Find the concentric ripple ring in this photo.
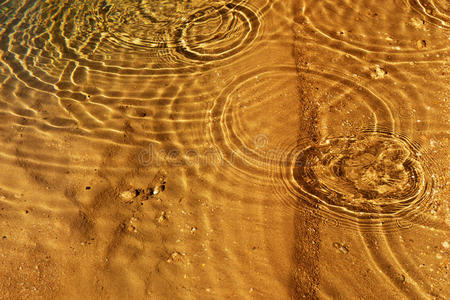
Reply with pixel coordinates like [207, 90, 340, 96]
[176, 3, 260, 61]
[96, 0, 261, 62]
[208, 66, 394, 181]
[276, 130, 435, 231]
[0, 0, 263, 82]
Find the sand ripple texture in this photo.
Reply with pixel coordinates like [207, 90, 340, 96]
[0, 0, 449, 299]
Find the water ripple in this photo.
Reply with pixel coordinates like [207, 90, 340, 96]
[408, 0, 450, 29]
[296, 0, 449, 61]
[0, 0, 264, 80]
[207, 65, 443, 231]
[281, 130, 436, 231]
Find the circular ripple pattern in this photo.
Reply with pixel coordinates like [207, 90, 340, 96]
[0, 0, 264, 152]
[208, 65, 395, 182]
[97, 0, 261, 61]
[207, 66, 301, 181]
[0, 0, 262, 80]
[278, 131, 435, 231]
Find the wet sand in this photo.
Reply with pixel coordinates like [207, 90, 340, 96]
[0, 0, 448, 299]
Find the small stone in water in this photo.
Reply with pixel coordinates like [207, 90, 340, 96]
[121, 191, 135, 200]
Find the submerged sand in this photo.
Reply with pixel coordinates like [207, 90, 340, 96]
[0, 0, 448, 299]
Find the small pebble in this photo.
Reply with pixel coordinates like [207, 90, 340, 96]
[157, 211, 167, 224]
[120, 191, 134, 200]
[333, 242, 349, 254]
[416, 40, 427, 49]
[410, 17, 425, 29]
[370, 65, 387, 79]
[167, 252, 182, 263]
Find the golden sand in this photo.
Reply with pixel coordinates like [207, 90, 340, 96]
[0, 0, 448, 299]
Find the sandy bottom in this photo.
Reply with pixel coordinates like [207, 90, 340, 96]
[0, 0, 448, 299]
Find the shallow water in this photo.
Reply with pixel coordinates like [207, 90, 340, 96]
[0, 0, 448, 299]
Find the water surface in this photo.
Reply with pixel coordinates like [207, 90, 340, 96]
[0, 0, 448, 299]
